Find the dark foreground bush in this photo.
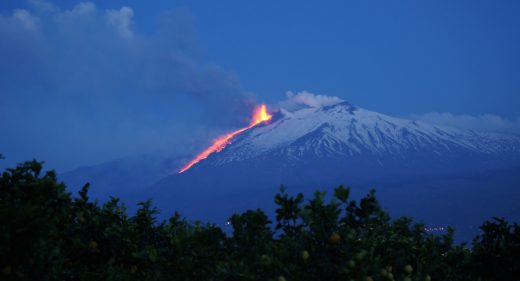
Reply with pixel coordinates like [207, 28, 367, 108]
[1, 160, 519, 281]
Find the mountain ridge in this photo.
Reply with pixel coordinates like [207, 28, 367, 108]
[191, 101, 520, 171]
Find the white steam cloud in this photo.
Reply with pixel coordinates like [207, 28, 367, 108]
[279, 90, 344, 110]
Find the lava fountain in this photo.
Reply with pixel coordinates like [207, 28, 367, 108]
[178, 104, 272, 173]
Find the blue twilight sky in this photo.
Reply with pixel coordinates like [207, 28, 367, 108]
[1, 0, 520, 171]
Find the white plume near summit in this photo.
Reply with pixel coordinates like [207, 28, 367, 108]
[277, 91, 344, 111]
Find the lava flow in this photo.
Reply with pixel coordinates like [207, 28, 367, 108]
[178, 104, 272, 173]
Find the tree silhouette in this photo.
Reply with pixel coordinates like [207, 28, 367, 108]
[0, 160, 519, 280]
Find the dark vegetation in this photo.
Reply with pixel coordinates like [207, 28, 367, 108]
[1, 159, 519, 281]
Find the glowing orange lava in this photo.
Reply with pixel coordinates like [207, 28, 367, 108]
[178, 104, 272, 173]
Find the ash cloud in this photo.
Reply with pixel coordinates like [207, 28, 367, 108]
[0, 1, 255, 171]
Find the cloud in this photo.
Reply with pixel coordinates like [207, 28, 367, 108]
[69, 2, 96, 15]
[0, 1, 255, 170]
[410, 112, 520, 135]
[278, 90, 343, 110]
[28, 0, 60, 13]
[105, 6, 133, 38]
[12, 9, 40, 30]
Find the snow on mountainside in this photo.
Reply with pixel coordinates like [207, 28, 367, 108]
[207, 101, 520, 166]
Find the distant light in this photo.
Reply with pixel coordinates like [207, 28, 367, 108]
[424, 226, 447, 232]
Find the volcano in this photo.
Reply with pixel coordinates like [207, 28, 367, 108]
[146, 101, 520, 236]
[64, 101, 520, 240]
[177, 101, 520, 177]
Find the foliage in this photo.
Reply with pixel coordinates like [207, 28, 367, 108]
[1, 160, 519, 280]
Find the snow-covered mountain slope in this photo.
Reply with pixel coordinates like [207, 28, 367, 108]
[203, 101, 520, 168]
